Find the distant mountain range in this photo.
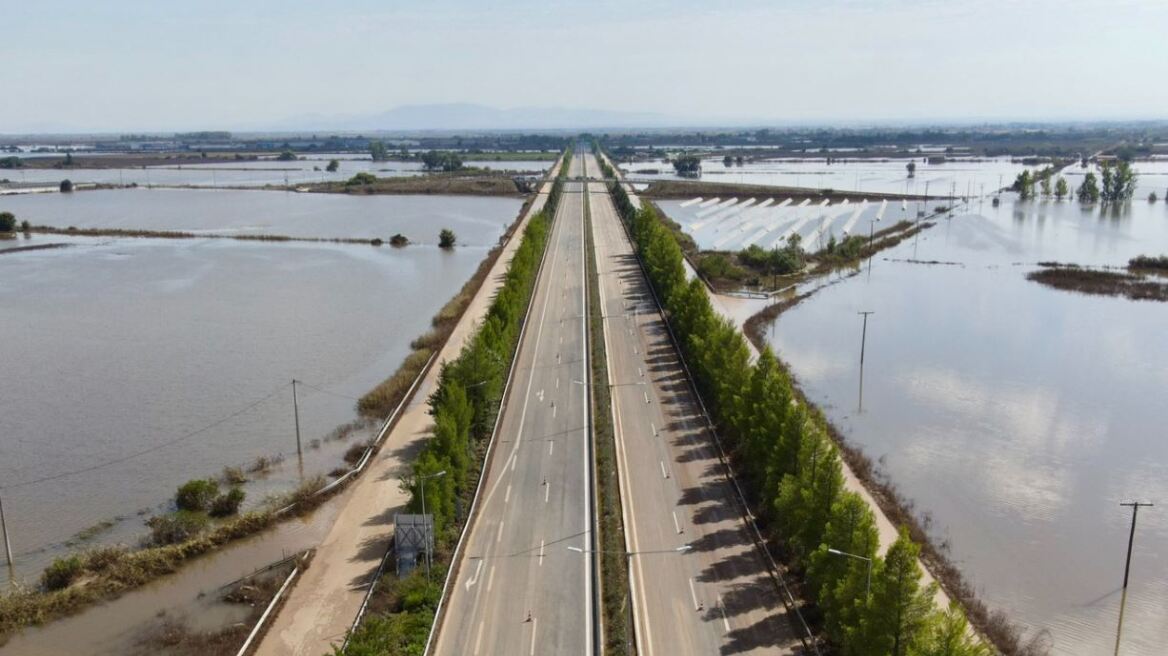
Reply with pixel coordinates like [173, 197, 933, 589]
[269, 103, 676, 132]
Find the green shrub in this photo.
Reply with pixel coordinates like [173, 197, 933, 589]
[209, 487, 245, 517]
[175, 478, 219, 512]
[346, 172, 377, 186]
[438, 228, 456, 249]
[41, 556, 84, 591]
[147, 510, 209, 546]
[0, 211, 15, 232]
[59, 179, 73, 192]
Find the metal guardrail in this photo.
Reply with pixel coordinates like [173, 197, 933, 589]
[235, 554, 307, 656]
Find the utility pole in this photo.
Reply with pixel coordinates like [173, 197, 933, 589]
[0, 492, 13, 571]
[857, 311, 874, 412]
[419, 470, 447, 581]
[1114, 501, 1153, 656]
[291, 379, 302, 459]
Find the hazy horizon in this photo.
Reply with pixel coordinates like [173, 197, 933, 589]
[4, 0, 1167, 133]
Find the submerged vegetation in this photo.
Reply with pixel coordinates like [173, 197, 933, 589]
[600, 151, 1008, 655]
[0, 475, 334, 644]
[1027, 262, 1168, 302]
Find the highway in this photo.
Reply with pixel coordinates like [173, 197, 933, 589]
[432, 151, 595, 656]
[586, 152, 803, 655]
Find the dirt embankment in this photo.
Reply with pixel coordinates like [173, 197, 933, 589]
[641, 178, 937, 202]
[8, 154, 266, 169]
[303, 173, 527, 197]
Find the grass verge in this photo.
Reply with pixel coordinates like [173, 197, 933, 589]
[586, 188, 633, 655]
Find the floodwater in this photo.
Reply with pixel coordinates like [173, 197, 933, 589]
[1, 504, 338, 655]
[0, 156, 549, 188]
[762, 197, 1168, 654]
[0, 228, 497, 587]
[621, 155, 1031, 196]
[0, 188, 520, 246]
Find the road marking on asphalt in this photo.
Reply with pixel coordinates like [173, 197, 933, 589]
[556, 377, 559, 389]
[511, 454, 517, 472]
[633, 346, 638, 354]
[552, 403, 557, 418]
[486, 564, 496, 592]
[496, 521, 505, 543]
[465, 559, 484, 590]
[529, 617, 538, 656]
[660, 460, 669, 479]
[548, 440, 554, 455]
[688, 577, 700, 611]
[643, 390, 651, 405]
[718, 595, 730, 631]
[544, 482, 550, 503]
[638, 366, 643, 378]
[651, 422, 657, 436]
[539, 539, 545, 566]
[474, 620, 485, 655]
[505, 484, 511, 504]
[537, 389, 544, 402]
[673, 510, 683, 534]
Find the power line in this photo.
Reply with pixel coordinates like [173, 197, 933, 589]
[0, 382, 291, 491]
[293, 379, 362, 403]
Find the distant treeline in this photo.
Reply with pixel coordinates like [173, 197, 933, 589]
[598, 124, 1167, 159]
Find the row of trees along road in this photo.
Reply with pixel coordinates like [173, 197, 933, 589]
[597, 150, 989, 656]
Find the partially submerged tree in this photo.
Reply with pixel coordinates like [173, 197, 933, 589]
[438, 228, 456, 249]
[369, 140, 389, 162]
[59, 179, 74, 193]
[906, 161, 916, 178]
[326, 159, 340, 172]
[1077, 172, 1100, 203]
[1100, 161, 1137, 202]
[1054, 177, 1069, 200]
[421, 150, 463, 172]
[0, 211, 15, 232]
[672, 154, 702, 177]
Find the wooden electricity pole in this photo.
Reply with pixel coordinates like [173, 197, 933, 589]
[0, 492, 14, 571]
[1114, 501, 1153, 656]
[857, 311, 874, 412]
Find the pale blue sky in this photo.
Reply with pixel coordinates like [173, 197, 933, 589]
[3, 0, 1166, 132]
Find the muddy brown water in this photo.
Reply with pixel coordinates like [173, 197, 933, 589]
[764, 197, 1168, 654]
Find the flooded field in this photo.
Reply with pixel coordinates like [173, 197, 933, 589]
[0, 156, 549, 188]
[622, 155, 1032, 195]
[0, 226, 498, 588]
[762, 197, 1168, 654]
[0, 188, 520, 245]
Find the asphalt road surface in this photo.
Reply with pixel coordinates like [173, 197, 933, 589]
[433, 151, 595, 656]
[587, 152, 803, 656]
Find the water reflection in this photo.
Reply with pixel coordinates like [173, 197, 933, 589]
[0, 233, 489, 586]
[765, 198, 1168, 654]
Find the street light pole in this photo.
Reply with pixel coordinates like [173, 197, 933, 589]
[419, 470, 447, 581]
[1114, 501, 1153, 656]
[827, 547, 872, 600]
[857, 311, 874, 412]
